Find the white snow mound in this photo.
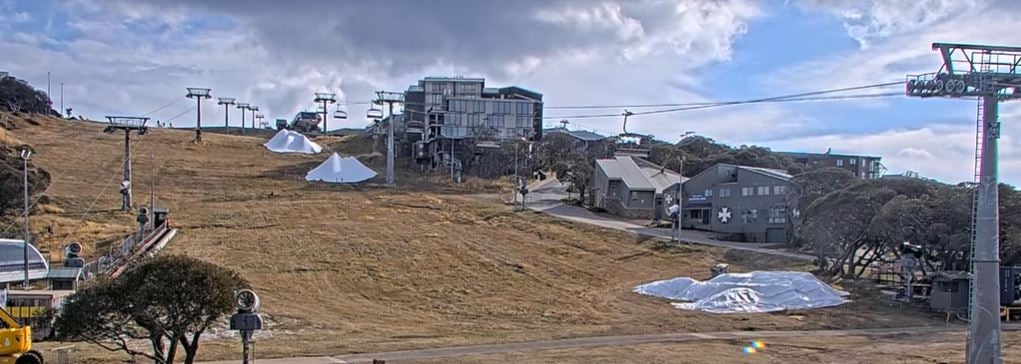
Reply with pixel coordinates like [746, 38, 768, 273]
[264, 129, 322, 154]
[634, 271, 849, 313]
[305, 152, 377, 183]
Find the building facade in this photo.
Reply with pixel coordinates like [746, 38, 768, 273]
[779, 151, 884, 179]
[402, 77, 543, 169]
[681, 164, 792, 243]
[593, 156, 684, 220]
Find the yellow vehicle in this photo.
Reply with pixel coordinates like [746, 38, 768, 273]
[0, 305, 42, 364]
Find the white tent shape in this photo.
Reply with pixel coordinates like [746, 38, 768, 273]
[264, 129, 322, 154]
[305, 152, 377, 183]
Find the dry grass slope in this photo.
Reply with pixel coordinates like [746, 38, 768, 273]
[5, 113, 941, 362]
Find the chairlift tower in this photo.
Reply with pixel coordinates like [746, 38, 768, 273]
[249, 106, 259, 131]
[103, 116, 149, 212]
[375, 91, 404, 187]
[236, 103, 251, 135]
[186, 88, 212, 142]
[907, 42, 1021, 364]
[314, 92, 336, 133]
[256, 114, 266, 129]
[218, 97, 236, 130]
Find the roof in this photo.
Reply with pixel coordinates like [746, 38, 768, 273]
[779, 151, 881, 160]
[47, 267, 83, 280]
[544, 127, 607, 142]
[738, 165, 793, 181]
[0, 239, 49, 284]
[596, 156, 655, 191]
[634, 159, 687, 194]
[423, 76, 485, 83]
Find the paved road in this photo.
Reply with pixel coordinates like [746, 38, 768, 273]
[199, 324, 1021, 363]
[525, 180, 815, 262]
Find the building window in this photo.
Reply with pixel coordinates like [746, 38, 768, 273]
[742, 209, 758, 223]
[773, 185, 787, 195]
[719, 188, 730, 197]
[704, 189, 713, 197]
[742, 187, 754, 196]
[769, 207, 786, 224]
[837, 159, 844, 166]
[850, 158, 857, 165]
[757, 186, 769, 195]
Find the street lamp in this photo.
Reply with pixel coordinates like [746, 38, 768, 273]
[218, 97, 236, 130]
[20, 146, 31, 288]
[186, 87, 212, 142]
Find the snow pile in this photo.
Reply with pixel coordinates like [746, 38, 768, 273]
[634, 271, 849, 313]
[264, 129, 322, 154]
[305, 152, 377, 183]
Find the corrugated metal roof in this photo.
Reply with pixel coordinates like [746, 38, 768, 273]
[596, 156, 655, 191]
[544, 128, 607, 142]
[47, 267, 83, 280]
[0, 239, 47, 272]
[639, 166, 686, 194]
[738, 166, 793, 181]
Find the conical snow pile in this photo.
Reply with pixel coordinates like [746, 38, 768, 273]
[264, 129, 323, 154]
[305, 152, 377, 183]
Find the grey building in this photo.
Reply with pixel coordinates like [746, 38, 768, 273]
[779, 150, 884, 179]
[402, 77, 543, 169]
[681, 164, 792, 243]
[543, 127, 607, 151]
[593, 156, 685, 220]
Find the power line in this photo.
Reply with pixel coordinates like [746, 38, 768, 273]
[141, 97, 185, 117]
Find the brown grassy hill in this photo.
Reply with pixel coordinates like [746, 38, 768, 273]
[2, 112, 938, 362]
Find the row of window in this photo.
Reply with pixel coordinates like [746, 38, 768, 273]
[703, 185, 787, 198]
[739, 207, 787, 224]
[446, 99, 536, 115]
[440, 125, 532, 139]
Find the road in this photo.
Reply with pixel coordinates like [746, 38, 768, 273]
[524, 179, 815, 262]
[199, 324, 1021, 363]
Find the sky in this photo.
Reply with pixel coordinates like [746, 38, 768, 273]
[2, 0, 1021, 184]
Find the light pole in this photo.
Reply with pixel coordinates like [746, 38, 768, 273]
[186, 87, 212, 142]
[20, 147, 31, 288]
[218, 98, 236, 131]
[675, 132, 695, 243]
[314, 92, 336, 134]
[237, 103, 250, 135]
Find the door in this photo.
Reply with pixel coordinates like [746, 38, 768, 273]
[766, 228, 786, 243]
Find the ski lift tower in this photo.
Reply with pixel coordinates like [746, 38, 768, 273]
[236, 103, 251, 135]
[103, 116, 149, 211]
[314, 92, 336, 133]
[375, 91, 404, 187]
[186, 88, 212, 142]
[217, 97, 236, 130]
[907, 42, 1021, 364]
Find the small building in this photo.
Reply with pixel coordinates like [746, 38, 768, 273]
[930, 271, 970, 312]
[593, 156, 685, 219]
[778, 150, 884, 179]
[681, 164, 792, 243]
[543, 127, 607, 151]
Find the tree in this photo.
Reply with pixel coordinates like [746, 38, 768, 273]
[552, 152, 594, 202]
[0, 76, 56, 115]
[56, 255, 248, 364]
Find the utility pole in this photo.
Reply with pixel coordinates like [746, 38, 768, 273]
[675, 155, 685, 243]
[906, 43, 1021, 364]
[376, 91, 404, 187]
[104, 117, 149, 212]
[186, 88, 212, 142]
[237, 103, 250, 135]
[20, 147, 31, 288]
[150, 152, 156, 226]
[218, 97, 236, 131]
[314, 92, 336, 134]
[60, 82, 63, 118]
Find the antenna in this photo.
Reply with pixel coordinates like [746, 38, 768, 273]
[236, 103, 250, 135]
[314, 92, 337, 134]
[103, 116, 149, 212]
[186, 87, 212, 142]
[218, 97, 236, 131]
[907, 42, 1021, 363]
